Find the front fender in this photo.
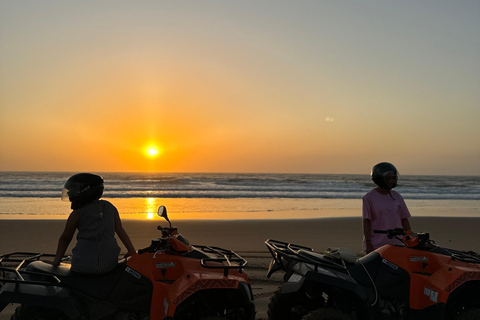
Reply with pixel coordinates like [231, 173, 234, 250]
[172, 277, 242, 306]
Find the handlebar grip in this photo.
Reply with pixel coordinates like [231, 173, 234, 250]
[138, 247, 151, 254]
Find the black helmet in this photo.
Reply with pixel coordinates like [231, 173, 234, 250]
[371, 162, 398, 189]
[62, 173, 104, 209]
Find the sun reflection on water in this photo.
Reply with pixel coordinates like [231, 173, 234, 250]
[146, 198, 157, 220]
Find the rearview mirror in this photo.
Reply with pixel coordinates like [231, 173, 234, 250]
[157, 205, 172, 229]
[157, 205, 168, 220]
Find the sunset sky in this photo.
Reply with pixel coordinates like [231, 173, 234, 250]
[1, 1, 479, 175]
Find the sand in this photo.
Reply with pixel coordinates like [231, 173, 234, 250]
[1, 216, 480, 319]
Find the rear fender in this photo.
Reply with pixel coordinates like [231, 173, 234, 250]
[305, 268, 368, 302]
[279, 276, 306, 294]
[279, 262, 317, 294]
[0, 283, 83, 319]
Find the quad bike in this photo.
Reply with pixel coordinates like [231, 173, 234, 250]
[0, 206, 255, 320]
[265, 228, 480, 320]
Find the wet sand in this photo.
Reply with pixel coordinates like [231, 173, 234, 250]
[1, 216, 480, 319]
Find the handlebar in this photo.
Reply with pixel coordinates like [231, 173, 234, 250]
[374, 228, 434, 250]
[138, 247, 151, 255]
[374, 228, 406, 238]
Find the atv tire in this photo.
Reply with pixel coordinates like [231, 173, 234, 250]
[454, 308, 480, 320]
[11, 305, 68, 320]
[302, 308, 354, 320]
[268, 287, 315, 320]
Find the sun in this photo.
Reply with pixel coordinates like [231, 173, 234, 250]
[145, 145, 161, 158]
[148, 147, 159, 156]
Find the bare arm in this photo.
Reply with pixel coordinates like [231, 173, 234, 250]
[114, 211, 136, 258]
[402, 218, 411, 231]
[363, 219, 374, 254]
[52, 211, 78, 266]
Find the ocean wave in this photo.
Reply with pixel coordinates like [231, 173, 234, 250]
[0, 172, 478, 200]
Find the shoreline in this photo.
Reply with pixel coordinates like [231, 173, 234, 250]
[1, 198, 479, 220]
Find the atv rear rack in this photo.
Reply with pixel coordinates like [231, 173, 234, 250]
[194, 246, 247, 276]
[265, 239, 347, 272]
[0, 252, 68, 288]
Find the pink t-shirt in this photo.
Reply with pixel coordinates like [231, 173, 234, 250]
[362, 189, 411, 251]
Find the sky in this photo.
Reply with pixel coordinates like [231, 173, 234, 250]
[0, 1, 479, 175]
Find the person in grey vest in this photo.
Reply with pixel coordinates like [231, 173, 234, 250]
[52, 173, 136, 274]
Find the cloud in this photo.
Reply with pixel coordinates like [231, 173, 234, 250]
[325, 117, 335, 122]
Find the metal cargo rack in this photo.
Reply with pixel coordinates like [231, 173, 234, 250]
[265, 239, 347, 272]
[194, 246, 247, 276]
[0, 252, 69, 288]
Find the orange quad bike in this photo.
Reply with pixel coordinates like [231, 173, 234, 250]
[0, 206, 255, 320]
[265, 228, 480, 320]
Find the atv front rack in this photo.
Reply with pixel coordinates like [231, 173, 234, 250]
[448, 248, 480, 264]
[0, 252, 68, 288]
[265, 239, 347, 272]
[194, 246, 247, 276]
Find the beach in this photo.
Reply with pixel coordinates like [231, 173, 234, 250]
[1, 215, 480, 319]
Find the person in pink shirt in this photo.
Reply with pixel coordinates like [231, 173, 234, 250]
[363, 162, 411, 254]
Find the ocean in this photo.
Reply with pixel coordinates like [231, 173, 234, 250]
[0, 172, 479, 219]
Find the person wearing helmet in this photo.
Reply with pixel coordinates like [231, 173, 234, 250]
[362, 162, 411, 254]
[52, 173, 136, 274]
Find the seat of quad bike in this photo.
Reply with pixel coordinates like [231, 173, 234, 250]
[298, 248, 358, 268]
[297, 250, 344, 270]
[26, 260, 126, 299]
[323, 248, 358, 264]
